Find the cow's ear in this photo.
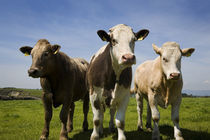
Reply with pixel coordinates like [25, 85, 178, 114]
[181, 48, 195, 57]
[19, 46, 33, 56]
[51, 44, 61, 55]
[97, 30, 110, 42]
[135, 29, 149, 41]
[152, 44, 161, 55]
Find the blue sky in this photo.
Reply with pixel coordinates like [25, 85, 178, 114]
[0, 0, 210, 90]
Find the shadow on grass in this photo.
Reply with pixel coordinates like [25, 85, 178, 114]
[71, 125, 210, 140]
[70, 128, 113, 140]
[159, 125, 210, 140]
[71, 127, 151, 140]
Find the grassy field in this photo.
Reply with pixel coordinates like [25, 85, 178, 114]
[0, 97, 210, 140]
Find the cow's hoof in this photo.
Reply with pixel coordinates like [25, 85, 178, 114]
[83, 121, 88, 131]
[67, 127, 73, 133]
[90, 134, 99, 140]
[118, 135, 126, 140]
[60, 135, 68, 140]
[152, 136, 160, 140]
[146, 123, 152, 130]
[137, 126, 144, 132]
[175, 136, 184, 140]
[40, 135, 47, 140]
[175, 131, 184, 140]
[152, 133, 160, 140]
[152, 129, 160, 140]
[146, 127, 152, 132]
[60, 132, 68, 140]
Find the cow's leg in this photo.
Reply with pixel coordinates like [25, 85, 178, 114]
[146, 102, 152, 132]
[115, 93, 130, 140]
[109, 107, 116, 133]
[171, 97, 184, 140]
[90, 87, 103, 140]
[67, 102, 75, 132]
[136, 93, 143, 131]
[99, 104, 104, 135]
[40, 93, 53, 140]
[148, 93, 160, 140]
[59, 102, 71, 140]
[83, 92, 89, 131]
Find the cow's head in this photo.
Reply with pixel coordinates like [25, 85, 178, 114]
[19, 39, 61, 78]
[97, 24, 149, 71]
[153, 42, 195, 81]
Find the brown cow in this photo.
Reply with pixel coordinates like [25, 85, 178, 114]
[19, 39, 89, 140]
[132, 42, 195, 140]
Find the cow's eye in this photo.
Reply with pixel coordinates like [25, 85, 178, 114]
[163, 57, 168, 62]
[112, 39, 118, 45]
[43, 52, 49, 57]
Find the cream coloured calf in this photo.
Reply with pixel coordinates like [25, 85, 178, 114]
[132, 42, 195, 140]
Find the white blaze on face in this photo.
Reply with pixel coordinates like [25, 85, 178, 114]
[109, 24, 136, 67]
[30, 43, 50, 69]
[161, 48, 181, 80]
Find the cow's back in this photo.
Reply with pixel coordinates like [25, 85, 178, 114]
[134, 57, 162, 95]
[41, 52, 89, 106]
[71, 58, 89, 101]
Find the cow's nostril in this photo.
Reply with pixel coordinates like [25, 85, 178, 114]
[122, 54, 136, 65]
[28, 68, 38, 75]
[33, 70, 38, 74]
[122, 54, 135, 61]
[170, 73, 180, 78]
[122, 55, 127, 60]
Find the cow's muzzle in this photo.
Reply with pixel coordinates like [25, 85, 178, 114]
[121, 54, 136, 65]
[28, 67, 41, 78]
[169, 73, 180, 80]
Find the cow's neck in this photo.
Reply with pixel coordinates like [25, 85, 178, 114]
[109, 53, 123, 81]
[46, 69, 59, 90]
[157, 57, 175, 107]
[46, 53, 69, 86]
[110, 51, 132, 88]
[163, 77, 171, 107]
[112, 63, 123, 81]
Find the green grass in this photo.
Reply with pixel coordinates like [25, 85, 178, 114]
[0, 97, 210, 140]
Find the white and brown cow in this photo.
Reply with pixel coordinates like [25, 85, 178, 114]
[19, 39, 89, 140]
[132, 42, 195, 140]
[87, 24, 149, 140]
